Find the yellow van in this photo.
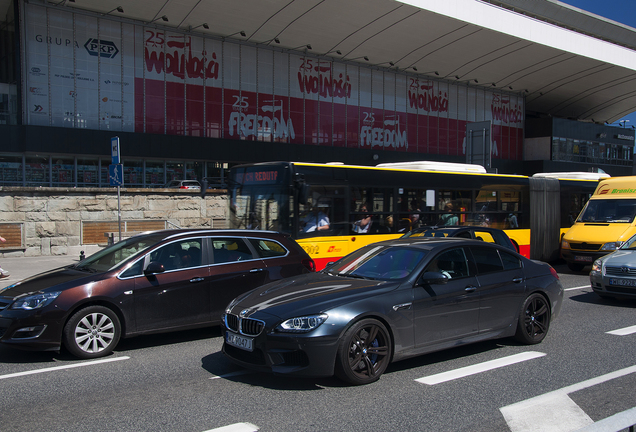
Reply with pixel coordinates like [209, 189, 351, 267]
[561, 176, 636, 271]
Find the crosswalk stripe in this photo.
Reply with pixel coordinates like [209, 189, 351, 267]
[415, 351, 545, 385]
[606, 325, 636, 336]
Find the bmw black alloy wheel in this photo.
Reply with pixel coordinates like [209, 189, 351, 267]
[515, 293, 550, 344]
[336, 319, 392, 385]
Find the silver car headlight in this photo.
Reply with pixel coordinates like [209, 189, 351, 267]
[10, 292, 61, 310]
[591, 259, 603, 273]
[600, 242, 622, 251]
[277, 314, 328, 333]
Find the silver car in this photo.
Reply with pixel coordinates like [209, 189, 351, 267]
[590, 233, 636, 300]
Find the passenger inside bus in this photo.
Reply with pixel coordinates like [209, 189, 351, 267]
[352, 204, 373, 233]
[301, 202, 330, 233]
[438, 202, 459, 226]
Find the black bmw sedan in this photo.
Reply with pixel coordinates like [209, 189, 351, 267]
[222, 237, 563, 385]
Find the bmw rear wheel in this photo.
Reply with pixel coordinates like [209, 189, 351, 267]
[335, 318, 392, 385]
[515, 293, 550, 344]
[63, 306, 121, 359]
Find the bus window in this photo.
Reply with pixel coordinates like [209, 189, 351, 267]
[298, 186, 347, 237]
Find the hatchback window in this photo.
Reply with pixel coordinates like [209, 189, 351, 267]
[248, 239, 288, 258]
[470, 246, 504, 274]
[149, 238, 203, 271]
[212, 238, 255, 263]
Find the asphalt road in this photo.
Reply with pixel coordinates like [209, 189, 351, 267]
[0, 261, 635, 432]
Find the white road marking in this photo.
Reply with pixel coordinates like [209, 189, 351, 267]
[209, 370, 253, 380]
[500, 365, 636, 432]
[606, 325, 636, 336]
[203, 423, 259, 432]
[503, 392, 593, 432]
[564, 285, 590, 292]
[415, 351, 546, 385]
[0, 356, 130, 380]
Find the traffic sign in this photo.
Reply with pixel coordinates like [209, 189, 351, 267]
[109, 164, 123, 187]
[111, 136, 120, 165]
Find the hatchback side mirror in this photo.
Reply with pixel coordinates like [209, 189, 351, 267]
[145, 261, 165, 275]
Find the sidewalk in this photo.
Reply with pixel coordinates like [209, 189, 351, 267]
[0, 255, 79, 290]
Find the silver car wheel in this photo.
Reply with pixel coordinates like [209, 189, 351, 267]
[63, 306, 121, 359]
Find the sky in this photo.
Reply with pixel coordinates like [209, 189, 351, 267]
[558, 0, 636, 128]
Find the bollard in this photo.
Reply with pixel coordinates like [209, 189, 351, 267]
[79, 250, 85, 260]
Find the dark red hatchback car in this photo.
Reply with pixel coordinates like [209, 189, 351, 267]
[0, 229, 315, 359]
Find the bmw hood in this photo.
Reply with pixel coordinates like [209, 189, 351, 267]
[228, 272, 399, 319]
[0, 266, 107, 297]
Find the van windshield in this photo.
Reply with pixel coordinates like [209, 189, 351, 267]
[577, 199, 636, 223]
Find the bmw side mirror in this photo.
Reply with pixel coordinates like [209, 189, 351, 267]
[145, 261, 165, 275]
[419, 271, 449, 286]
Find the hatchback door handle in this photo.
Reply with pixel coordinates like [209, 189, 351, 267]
[250, 268, 264, 273]
[512, 277, 524, 283]
[189, 277, 205, 283]
[465, 286, 477, 293]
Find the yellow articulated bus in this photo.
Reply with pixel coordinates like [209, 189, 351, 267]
[228, 161, 603, 270]
[561, 176, 636, 272]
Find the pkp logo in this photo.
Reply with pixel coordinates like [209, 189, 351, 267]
[84, 39, 119, 59]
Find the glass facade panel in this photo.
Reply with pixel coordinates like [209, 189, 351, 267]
[52, 157, 74, 186]
[77, 158, 99, 185]
[144, 160, 163, 187]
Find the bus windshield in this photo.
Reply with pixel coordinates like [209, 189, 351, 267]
[228, 164, 291, 233]
[577, 199, 636, 223]
[230, 185, 290, 233]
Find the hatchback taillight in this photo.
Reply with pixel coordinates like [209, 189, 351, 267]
[179, 185, 187, 189]
[302, 258, 316, 272]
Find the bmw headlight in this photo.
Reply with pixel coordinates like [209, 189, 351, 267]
[600, 241, 622, 251]
[277, 314, 328, 333]
[10, 292, 61, 310]
[591, 259, 603, 273]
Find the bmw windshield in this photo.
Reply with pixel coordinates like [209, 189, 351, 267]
[325, 245, 427, 281]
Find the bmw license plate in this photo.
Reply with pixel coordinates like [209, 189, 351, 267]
[226, 332, 253, 352]
[609, 278, 636, 287]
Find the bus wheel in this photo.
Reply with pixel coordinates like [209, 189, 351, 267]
[567, 262, 585, 272]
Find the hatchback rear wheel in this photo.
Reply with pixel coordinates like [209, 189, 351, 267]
[63, 306, 121, 359]
[335, 318, 392, 385]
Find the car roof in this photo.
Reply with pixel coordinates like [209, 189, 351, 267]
[369, 236, 518, 254]
[133, 229, 290, 242]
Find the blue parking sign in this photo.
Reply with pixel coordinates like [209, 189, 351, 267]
[109, 164, 124, 187]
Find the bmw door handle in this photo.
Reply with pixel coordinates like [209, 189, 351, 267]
[250, 268, 264, 273]
[465, 286, 477, 293]
[189, 277, 205, 283]
[512, 277, 524, 283]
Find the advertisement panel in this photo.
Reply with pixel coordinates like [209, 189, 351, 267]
[23, 3, 524, 160]
[24, 4, 133, 131]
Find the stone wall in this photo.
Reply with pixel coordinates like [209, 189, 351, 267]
[0, 187, 228, 258]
